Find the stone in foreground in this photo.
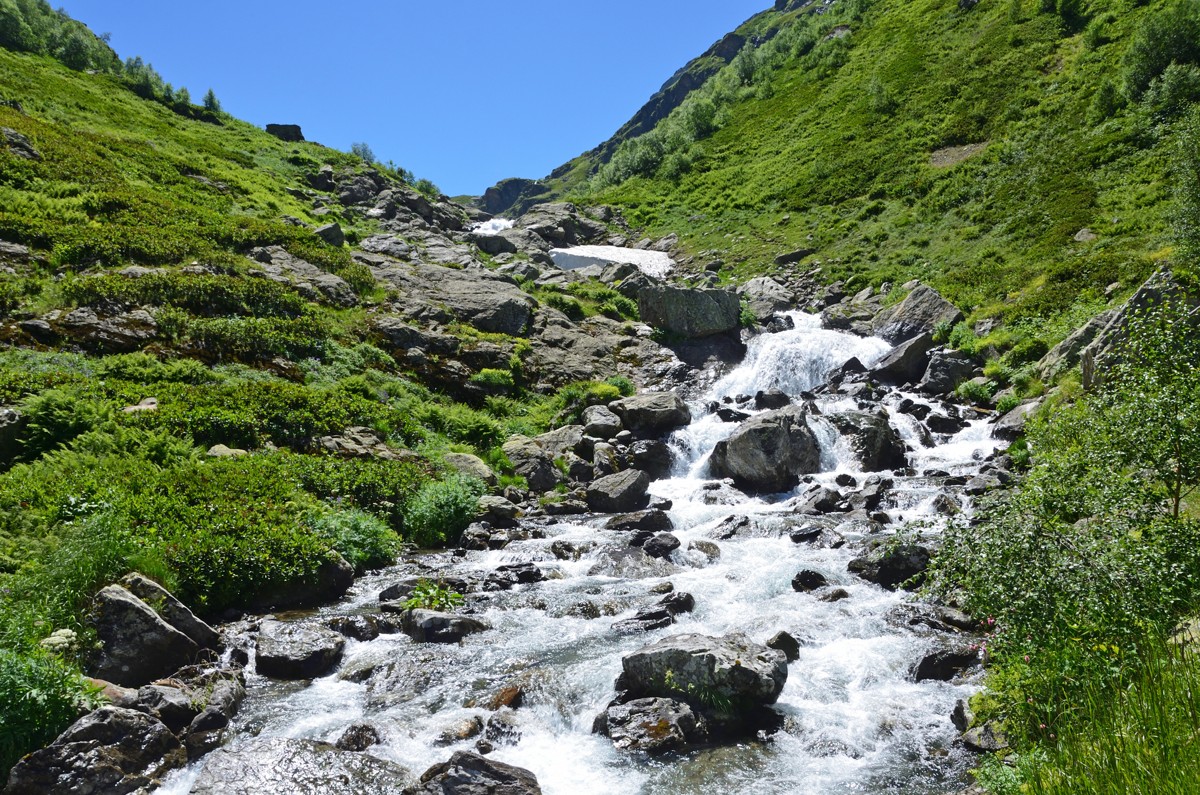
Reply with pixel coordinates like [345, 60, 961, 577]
[254, 621, 346, 680]
[190, 737, 409, 795]
[595, 697, 708, 754]
[621, 632, 788, 706]
[406, 751, 541, 795]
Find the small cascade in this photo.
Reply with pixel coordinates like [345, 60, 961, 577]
[160, 315, 1003, 795]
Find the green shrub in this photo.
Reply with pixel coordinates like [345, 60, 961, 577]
[412, 402, 504, 451]
[543, 292, 586, 321]
[280, 452, 428, 532]
[995, 393, 1022, 415]
[401, 474, 487, 548]
[469, 368, 516, 389]
[0, 649, 99, 778]
[308, 509, 399, 574]
[15, 389, 110, 463]
[954, 378, 995, 405]
[57, 272, 308, 318]
[1122, 0, 1200, 100]
[401, 578, 464, 611]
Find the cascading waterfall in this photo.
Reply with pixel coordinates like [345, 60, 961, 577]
[160, 315, 1000, 795]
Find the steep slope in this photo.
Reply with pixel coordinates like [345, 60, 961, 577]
[500, 0, 1198, 336]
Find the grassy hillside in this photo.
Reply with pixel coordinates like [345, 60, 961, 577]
[548, 0, 1198, 334]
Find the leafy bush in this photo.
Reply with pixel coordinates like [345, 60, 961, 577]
[308, 509, 399, 574]
[1122, 0, 1200, 100]
[469, 368, 516, 389]
[58, 272, 308, 318]
[0, 649, 99, 778]
[401, 474, 487, 548]
[953, 378, 995, 405]
[280, 453, 428, 533]
[15, 389, 110, 463]
[401, 578, 464, 611]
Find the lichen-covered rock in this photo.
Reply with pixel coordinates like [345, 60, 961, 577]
[118, 573, 219, 651]
[595, 697, 707, 754]
[637, 284, 740, 338]
[610, 392, 691, 437]
[587, 469, 651, 513]
[621, 633, 788, 706]
[848, 542, 931, 591]
[400, 609, 490, 644]
[872, 284, 963, 344]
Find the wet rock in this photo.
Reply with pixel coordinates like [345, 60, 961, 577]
[254, 621, 346, 680]
[435, 716, 484, 746]
[711, 515, 752, 540]
[688, 539, 721, 561]
[933, 493, 962, 516]
[739, 276, 795, 319]
[820, 588, 851, 603]
[587, 547, 678, 579]
[191, 737, 410, 795]
[707, 405, 820, 493]
[659, 592, 696, 616]
[476, 495, 520, 527]
[637, 283, 740, 338]
[716, 406, 751, 423]
[913, 647, 979, 682]
[484, 562, 544, 591]
[848, 542, 931, 591]
[767, 631, 801, 662]
[872, 284, 963, 344]
[336, 723, 381, 752]
[827, 411, 907, 472]
[792, 570, 828, 592]
[379, 577, 471, 603]
[483, 710, 521, 746]
[795, 486, 844, 514]
[788, 524, 846, 548]
[610, 392, 691, 437]
[630, 439, 673, 479]
[407, 751, 541, 794]
[89, 585, 200, 687]
[753, 388, 791, 410]
[400, 609, 490, 644]
[587, 469, 651, 513]
[606, 509, 674, 533]
[869, 332, 935, 385]
[612, 607, 674, 633]
[134, 684, 200, 734]
[488, 685, 525, 711]
[325, 615, 383, 642]
[596, 697, 707, 754]
[926, 412, 967, 435]
[964, 474, 1004, 495]
[643, 532, 681, 559]
[3, 706, 185, 795]
[621, 633, 787, 706]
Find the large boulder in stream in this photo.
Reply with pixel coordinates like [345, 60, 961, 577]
[872, 284, 963, 344]
[4, 707, 185, 795]
[869, 332, 935, 385]
[587, 469, 651, 513]
[118, 573, 220, 651]
[826, 411, 907, 472]
[407, 751, 541, 795]
[254, 621, 346, 680]
[610, 392, 691, 437]
[400, 609, 490, 644]
[595, 697, 708, 754]
[190, 737, 411, 795]
[636, 284, 741, 338]
[620, 633, 788, 706]
[848, 541, 932, 591]
[502, 435, 560, 493]
[706, 405, 820, 493]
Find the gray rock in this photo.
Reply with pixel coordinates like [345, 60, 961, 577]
[407, 751, 541, 794]
[707, 405, 820, 493]
[443, 452, 497, 487]
[249, 245, 358, 307]
[265, 123, 304, 142]
[767, 631, 801, 662]
[582, 405, 623, 439]
[872, 284, 963, 344]
[605, 509, 674, 533]
[630, 439, 673, 479]
[792, 570, 828, 592]
[118, 573, 219, 651]
[869, 332, 935, 385]
[637, 284, 740, 338]
[373, 262, 536, 335]
[502, 435, 560, 493]
[643, 532, 681, 559]
[621, 633, 787, 706]
[738, 277, 795, 319]
[754, 389, 790, 410]
[255, 621, 346, 680]
[89, 586, 200, 687]
[826, 411, 907, 472]
[314, 222, 345, 247]
[587, 469, 651, 513]
[918, 348, 979, 395]
[4, 706, 185, 795]
[848, 543, 931, 591]
[993, 399, 1042, 441]
[2, 126, 40, 160]
[596, 697, 707, 754]
[483, 562, 545, 591]
[400, 609, 490, 644]
[533, 424, 585, 458]
[1036, 308, 1117, 382]
[58, 307, 159, 353]
[610, 392, 691, 437]
[913, 647, 979, 682]
[190, 737, 410, 795]
[336, 723, 381, 752]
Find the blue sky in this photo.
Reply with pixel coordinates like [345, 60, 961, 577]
[56, 1, 769, 196]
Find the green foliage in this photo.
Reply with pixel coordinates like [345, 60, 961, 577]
[469, 368, 516, 389]
[929, 297, 1200, 747]
[15, 389, 110, 463]
[739, 300, 759, 328]
[954, 378, 995, 405]
[1122, 0, 1200, 100]
[201, 87, 221, 113]
[308, 509, 399, 574]
[350, 142, 375, 164]
[58, 271, 309, 318]
[401, 473, 487, 549]
[1175, 107, 1200, 268]
[401, 578, 465, 611]
[0, 648, 99, 777]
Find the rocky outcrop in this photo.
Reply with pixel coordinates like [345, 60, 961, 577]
[4, 707, 185, 795]
[89, 585, 200, 687]
[443, 452, 497, 486]
[738, 276, 795, 319]
[371, 262, 536, 336]
[872, 284, 963, 344]
[637, 284, 740, 338]
[407, 751, 541, 794]
[707, 405, 820, 493]
[620, 633, 787, 706]
[400, 609, 490, 644]
[848, 542, 931, 591]
[265, 123, 304, 142]
[250, 245, 357, 307]
[869, 332, 935, 385]
[918, 348, 979, 395]
[480, 177, 551, 216]
[502, 435, 561, 493]
[254, 621, 346, 680]
[190, 738, 411, 795]
[117, 573, 219, 651]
